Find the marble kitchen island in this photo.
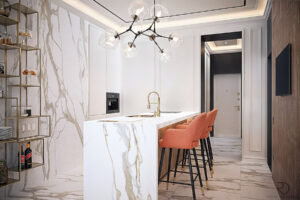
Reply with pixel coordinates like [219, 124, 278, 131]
[84, 112, 198, 200]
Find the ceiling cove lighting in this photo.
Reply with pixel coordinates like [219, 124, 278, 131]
[62, 0, 122, 31]
[99, 0, 183, 62]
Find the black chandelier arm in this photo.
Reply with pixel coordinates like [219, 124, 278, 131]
[140, 19, 156, 35]
[116, 16, 137, 37]
[141, 32, 151, 37]
[128, 17, 137, 30]
[130, 29, 138, 36]
[152, 39, 163, 53]
[131, 34, 139, 46]
[155, 34, 170, 39]
[117, 29, 130, 37]
[147, 28, 169, 40]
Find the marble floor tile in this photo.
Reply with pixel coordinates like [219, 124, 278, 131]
[158, 137, 280, 200]
[7, 170, 83, 200]
[6, 137, 280, 200]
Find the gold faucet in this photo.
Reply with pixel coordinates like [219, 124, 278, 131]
[147, 91, 160, 117]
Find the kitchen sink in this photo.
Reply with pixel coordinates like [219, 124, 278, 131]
[127, 114, 155, 118]
[160, 111, 181, 113]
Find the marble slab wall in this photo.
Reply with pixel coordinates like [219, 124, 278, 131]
[0, 0, 99, 198]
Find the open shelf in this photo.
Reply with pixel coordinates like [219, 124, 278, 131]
[0, 74, 20, 78]
[0, 1, 49, 189]
[0, 178, 19, 188]
[9, 162, 43, 172]
[0, 138, 17, 144]
[5, 115, 47, 120]
[8, 84, 40, 88]
[10, 3, 38, 15]
[18, 135, 49, 143]
[16, 44, 40, 51]
[0, 44, 20, 50]
[0, 135, 49, 144]
[0, 97, 18, 100]
[0, 15, 18, 26]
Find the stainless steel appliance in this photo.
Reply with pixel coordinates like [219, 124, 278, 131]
[106, 93, 119, 114]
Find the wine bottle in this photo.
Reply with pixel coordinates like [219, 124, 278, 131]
[25, 142, 32, 169]
[21, 145, 25, 169]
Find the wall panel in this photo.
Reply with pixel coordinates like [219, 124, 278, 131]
[272, 0, 300, 199]
[250, 28, 263, 152]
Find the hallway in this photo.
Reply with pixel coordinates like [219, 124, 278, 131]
[158, 138, 280, 199]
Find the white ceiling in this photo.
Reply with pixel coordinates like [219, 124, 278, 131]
[206, 39, 242, 54]
[215, 39, 238, 46]
[87, 0, 257, 24]
[64, 0, 268, 30]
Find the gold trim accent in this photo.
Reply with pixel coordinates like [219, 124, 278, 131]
[0, 0, 50, 188]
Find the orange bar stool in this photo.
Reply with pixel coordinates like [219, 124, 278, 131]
[206, 109, 218, 167]
[158, 113, 207, 199]
[175, 113, 212, 186]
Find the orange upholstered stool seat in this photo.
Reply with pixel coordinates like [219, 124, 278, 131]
[158, 113, 207, 199]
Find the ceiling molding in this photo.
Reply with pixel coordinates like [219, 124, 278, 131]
[206, 39, 242, 54]
[145, 0, 268, 29]
[93, 0, 247, 24]
[61, 0, 123, 31]
[61, 0, 269, 31]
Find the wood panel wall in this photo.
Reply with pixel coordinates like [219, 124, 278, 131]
[272, 0, 300, 199]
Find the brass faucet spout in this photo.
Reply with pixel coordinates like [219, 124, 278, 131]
[147, 91, 161, 117]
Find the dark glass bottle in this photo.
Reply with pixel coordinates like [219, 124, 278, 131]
[21, 145, 25, 170]
[25, 142, 32, 169]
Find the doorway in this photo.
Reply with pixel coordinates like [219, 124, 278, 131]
[201, 32, 242, 138]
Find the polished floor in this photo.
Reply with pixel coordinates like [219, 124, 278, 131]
[5, 138, 279, 200]
[158, 137, 280, 200]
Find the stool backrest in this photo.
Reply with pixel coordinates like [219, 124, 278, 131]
[209, 109, 218, 127]
[188, 113, 208, 140]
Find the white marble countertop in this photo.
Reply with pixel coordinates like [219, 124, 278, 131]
[84, 111, 199, 200]
[89, 111, 199, 129]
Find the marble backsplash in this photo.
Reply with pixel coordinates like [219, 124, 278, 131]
[0, 0, 94, 198]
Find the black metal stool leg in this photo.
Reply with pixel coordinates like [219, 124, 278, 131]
[204, 139, 213, 178]
[200, 139, 209, 187]
[173, 149, 180, 180]
[206, 137, 214, 165]
[181, 149, 186, 169]
[206, 137, 214, 176]
[187, 149, 196, 200]
[193, 148, 204, 195]
[166, 148, 172, 190]
[158, 147, 165, 184]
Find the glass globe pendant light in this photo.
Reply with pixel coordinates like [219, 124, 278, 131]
[99, 30, 120, 49]
[150, 4, 169, 21]
[124, 42, 137, 58]
[97, 0, 182, 62]
[159, 49, 170, 63]
[169, 33, 183, 47]
[128, 0, 148, 21]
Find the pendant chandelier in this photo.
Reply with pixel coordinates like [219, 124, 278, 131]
[99, 0, 183, 62]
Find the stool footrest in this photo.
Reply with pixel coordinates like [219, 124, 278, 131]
[159, 176, 199, 186]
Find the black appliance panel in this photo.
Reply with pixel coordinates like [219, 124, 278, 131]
[106, 93, 120, 114]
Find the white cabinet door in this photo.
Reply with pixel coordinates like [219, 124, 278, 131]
[88, 25, 106, 117]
